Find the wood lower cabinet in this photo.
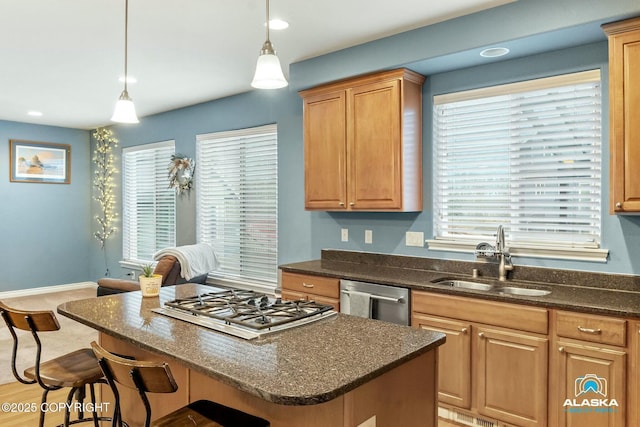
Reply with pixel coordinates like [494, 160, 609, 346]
[412, 291, 549, 427]
[300, 68, 424, 212]
[280, 271, 340, 310]
[603, 17, 640, 213]
[476, 325, 548, 427]
[630, 321, 640, 426]
[550, 310, 628, 427]
[551, 341, 626, 427]
[412, 314, 471, 409]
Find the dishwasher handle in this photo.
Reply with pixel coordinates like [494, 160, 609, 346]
[340, 289, 404, 304]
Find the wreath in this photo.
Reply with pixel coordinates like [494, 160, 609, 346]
[168, 154, 195, 195]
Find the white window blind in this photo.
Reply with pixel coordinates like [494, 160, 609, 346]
[432, 70, 603, 255]
[196, 124, 278, 290]
[122, 141, 176, 263]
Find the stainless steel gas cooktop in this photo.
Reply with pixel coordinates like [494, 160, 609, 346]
[152, 289, 336, 339]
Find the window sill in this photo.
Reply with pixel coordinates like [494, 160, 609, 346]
[426, 239, 609, 263]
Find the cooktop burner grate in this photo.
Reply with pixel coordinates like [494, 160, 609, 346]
[163, 289, 334, 331]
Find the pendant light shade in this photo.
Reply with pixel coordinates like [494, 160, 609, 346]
[251, 0, 288, 89]
[111, 0, 139, 123]
[111, 90, 138, 123]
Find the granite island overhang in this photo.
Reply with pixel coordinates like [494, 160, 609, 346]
[57, 284, 445, 427]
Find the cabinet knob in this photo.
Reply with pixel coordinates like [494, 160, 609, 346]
[349, 202, 355, 206]
[339, 202, 345, 207]
[559, 347, 565, 353]
[461, 328, 468, 334]
[616, 202, 622, 209]
[478, 332, 485, 338]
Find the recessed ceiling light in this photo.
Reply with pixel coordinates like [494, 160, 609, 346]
[480, 47, 510, 58]
[118, 75, 137, 84]
[268, 19, 289, 30]
[27, 111, 43, 116]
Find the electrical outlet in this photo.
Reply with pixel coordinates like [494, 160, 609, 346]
[365, 229, 373, 244]
[341, 228, 349, 242]
[406, 231, 424, 247]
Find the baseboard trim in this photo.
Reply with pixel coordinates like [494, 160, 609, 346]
[0, 281, 98, 299]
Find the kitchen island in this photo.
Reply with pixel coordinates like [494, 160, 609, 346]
[58, 284, 445, 427]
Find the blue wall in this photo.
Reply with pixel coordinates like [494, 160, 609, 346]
[93, 40, 640, 283]
[0, 121, 91, 291]
[4, 0, 640, 291]
[87, 0, 640, 283]
[309, 42, 640, 275]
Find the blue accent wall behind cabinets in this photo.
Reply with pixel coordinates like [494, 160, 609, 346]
[90, 89, 311, 281]
[0, 120, 91, 291]
[4, 0, 640, 291]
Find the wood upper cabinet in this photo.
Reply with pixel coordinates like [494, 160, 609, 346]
[603, 17, 640, 213]
[300, 69, 425, 211]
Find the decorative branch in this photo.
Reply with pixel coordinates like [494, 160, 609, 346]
[92, 128, 118, 248]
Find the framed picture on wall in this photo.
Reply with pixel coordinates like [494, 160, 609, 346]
[9, 140, 71, 184]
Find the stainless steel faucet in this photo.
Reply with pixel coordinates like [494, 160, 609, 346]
[474, 225, 514, 281]
[496, 225, 513, 281]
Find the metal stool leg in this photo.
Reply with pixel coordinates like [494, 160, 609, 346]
[88, 383, 99, 427]
[39, 388, 50, 427]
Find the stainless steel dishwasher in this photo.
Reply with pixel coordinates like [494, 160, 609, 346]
[339, 279, 410, 325]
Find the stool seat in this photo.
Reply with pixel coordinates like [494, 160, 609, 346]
[24, 348, 103, 388]
[152, 400, 270, 427]
[1, 301, 110, 427]
[91, 341, 270, 427]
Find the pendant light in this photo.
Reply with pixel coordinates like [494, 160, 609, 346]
[251, 0, 288, 89]
[111, 0, 139, 123]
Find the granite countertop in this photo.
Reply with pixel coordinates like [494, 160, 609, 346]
[57, 284, 444, 406]
[280, 251, 640, 319]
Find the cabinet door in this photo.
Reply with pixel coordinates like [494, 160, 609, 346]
[412, 313, 471, 409]
[476, 326, 548, 427]
[303, 90, 348, 210]
[630, 321, 640, 427]
[309, 295, 339, 311]
[347, 79, 402, 210]
[604, 19, 640, 212]
[282, 289, 307, 302]
[552, 341, 626, 427]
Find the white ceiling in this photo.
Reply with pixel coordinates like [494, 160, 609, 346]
[0, 0, 514, 130]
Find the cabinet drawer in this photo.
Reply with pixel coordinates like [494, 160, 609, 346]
[281, 272, 340, 299]
[555, 310, 626, 347]
[412, 290, 548, 334]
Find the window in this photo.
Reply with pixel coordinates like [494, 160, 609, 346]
[430, 70, 607, 261]
[196, 125, 278, 291]
[122, 141, 176, 263]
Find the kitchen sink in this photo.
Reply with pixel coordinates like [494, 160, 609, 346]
[433, 279, 551, 297]
[493, 287, 551, 297]
[436, 280, 494, 291]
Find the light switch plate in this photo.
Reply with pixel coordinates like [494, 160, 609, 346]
[341, 228, 349, 242]
[406, 231, 424, 247]
[365, 229, 373, 244]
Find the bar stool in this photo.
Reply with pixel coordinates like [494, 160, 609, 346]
[90, 341, 270, 427]
[0, 301, 110, 427]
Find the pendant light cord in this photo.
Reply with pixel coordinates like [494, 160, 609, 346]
[265, 0, 270, 42]
[123, 0, 129, 93]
